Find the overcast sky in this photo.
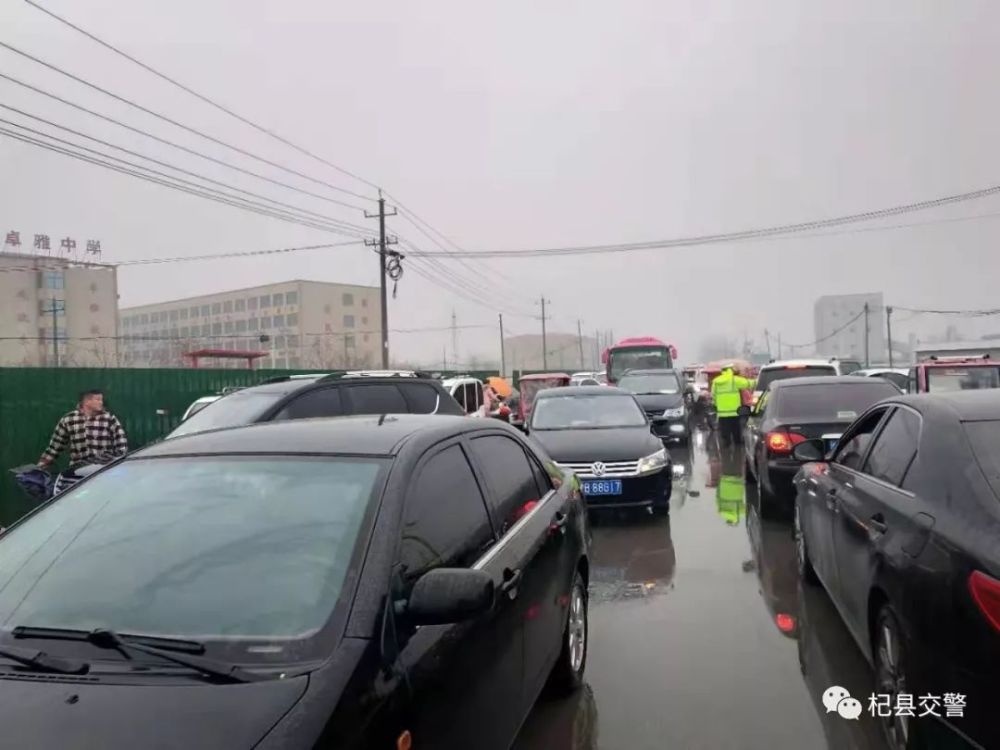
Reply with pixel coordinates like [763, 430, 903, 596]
[2, 0, 999, 365]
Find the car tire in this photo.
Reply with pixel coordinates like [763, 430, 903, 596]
[549, 570, 588, 695]
[793, 502, 819, 585]
[756, 467, 774, 518]
[874, 605, 922, 750]
[744, 456, 755, 485]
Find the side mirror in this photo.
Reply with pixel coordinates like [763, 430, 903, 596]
[792, 439, 826, 462]
[405, 568, 494, 626]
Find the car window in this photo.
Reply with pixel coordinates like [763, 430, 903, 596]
[756, 365, 836, 392]
[398, 444, 495, 586]
[531, 394, 647, 429]
[397, 382, 440, 414]
[964, 420, 1000, 502]
[833, 407, 889, 470]
[461, 383, 482, 414]
[838, 361, 862, 375]
[863, 408, 921, 487]
[0, 456, 385, 650]
[274, 387, 344, 420]
[347, 384, 408, 414]
[879, 372, 908, 390]
[469, 435, 544, 536]
[168, 389, 286, 437]
[907, 368, 918, 394]
[772, 383, 897, 420]
[926, 366, 1000, 392]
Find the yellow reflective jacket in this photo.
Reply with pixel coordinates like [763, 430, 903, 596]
[711, 369, 755, 418]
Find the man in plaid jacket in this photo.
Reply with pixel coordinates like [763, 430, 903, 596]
[38, 389, 129, 468]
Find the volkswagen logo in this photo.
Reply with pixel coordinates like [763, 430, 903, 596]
[590, 461, 607, 477]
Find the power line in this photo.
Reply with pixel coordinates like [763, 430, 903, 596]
[0, 115, 374, 236]
[401, 183, 1000, 258]
[783, 308, 866, 350]
[23, 0, 381, 198]
[0, 73, 368, 213]
[0, 241, 361, 273]
[0, 40, 375, 205]
[0, 128, 367, 238]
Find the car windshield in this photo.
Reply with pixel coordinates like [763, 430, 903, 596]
[169, 389, 291, 437]
[617, 372, 681, 395]
[837, 361, 862, 374]
[774, 383, 897, 420]
[609, 348, 672, 380]
[0, 456, 384, 658]
[926, 366, 1000, 392]
[531, 394, 646, 429]
[965, 421, 1000, 501]
[756, 365, 836, 392]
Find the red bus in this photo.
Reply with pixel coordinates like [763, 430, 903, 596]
[601, 337, 677, 384]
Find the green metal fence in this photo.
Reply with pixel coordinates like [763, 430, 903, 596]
[0, 366, 502, 525]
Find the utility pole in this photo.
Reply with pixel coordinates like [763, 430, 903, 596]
[764, 328, 772, 358]
[594, 329, 601, 371]
[777, 332, 782, 360]
[42, 299, 65, 366]
[886, 306, 894, 368]
[499, 313, 506, 376]
[364, 190, 398, 368]
[451, 309, 458, 370]
[577, 320, 585, 371]
[863, 303, 871, 367]
[537, 297, 550, 369]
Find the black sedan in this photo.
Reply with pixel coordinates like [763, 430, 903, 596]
[526, 386, 672, 514]
[616, 368, 691, 444]
[792, 391, 1000, 750]
[744, 375, 899, 515]
[0, 415, 590, 750]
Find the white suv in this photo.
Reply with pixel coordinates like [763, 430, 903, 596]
[752, 358, 861, 407]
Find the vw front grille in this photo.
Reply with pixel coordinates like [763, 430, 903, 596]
[557, 459, 641, 478]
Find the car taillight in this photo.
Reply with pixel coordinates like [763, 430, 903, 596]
[766, 431, 806, 455]
[775, 613, 796, 633]
[969, 570, 1000, 632]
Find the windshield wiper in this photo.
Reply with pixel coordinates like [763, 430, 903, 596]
[12, 627, 265, 684]
[0, 644, 89, 674]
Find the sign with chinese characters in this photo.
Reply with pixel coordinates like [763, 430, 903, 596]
[3, 230, 102, 258]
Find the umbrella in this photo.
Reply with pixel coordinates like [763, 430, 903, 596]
[487, 376, 513, 398]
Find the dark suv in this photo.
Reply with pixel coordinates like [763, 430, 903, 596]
[168, 373, 465, 438]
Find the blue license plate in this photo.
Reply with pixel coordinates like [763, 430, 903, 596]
[582, 479, 623, 496]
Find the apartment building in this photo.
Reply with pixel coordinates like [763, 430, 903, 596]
[119, 280, 381, 369]
[0, 252, 119, 366]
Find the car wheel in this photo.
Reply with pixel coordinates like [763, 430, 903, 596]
[756, 467, 773, 518]
[744, 455, 754, 485]
[874, 605, 921, 750]
[793, 502, 819, 585]
[549, 570, 588, 694]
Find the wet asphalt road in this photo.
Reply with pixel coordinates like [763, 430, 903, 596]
[514, 430, 891, 750]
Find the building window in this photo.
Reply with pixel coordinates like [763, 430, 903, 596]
[180, 308, 188, 320]
[286, 334, 300, 348]
[235, 299, 245, 312]
[249, 318, 259, 332]
[180, 327, 189, 337]
[344, 335, 355, 348]
[140, 314, 149, 325]
[212, 322, 222, 335]
[285, 291, 298, 305]
[42, 271, 65, 289]
[248, 297, 257, 311]
[363, 334, 369, 343]
[362, 297, 368, 308]
[274, 335, 285, 348]
[201, 305, 210, 317]
[286, 313, 298, 327]
[362, 316, 368, 326]
[260, 295, 271, 308]
[236, 319, 247, 333]
[90, 303, 100, 313]
[212, 303, 222, 315]
[150, 312, 159, 324]
[189, 306, 200, 318]
[273, 314, 284, 328]
[344, 315, 355, 328]
[343, 293, 354, 306]
[39, 300, 66, 316]
[223, 300, 233, 314]
[272, 293, 284, 306]
[170, 310, 179, 322]
[225, 321, 234, 333]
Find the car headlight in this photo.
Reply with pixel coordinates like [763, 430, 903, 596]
[637, 447, 668, 475]
[663, 406, 685, 418]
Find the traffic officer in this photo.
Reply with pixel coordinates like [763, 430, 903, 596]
[711, 364, 755, 448]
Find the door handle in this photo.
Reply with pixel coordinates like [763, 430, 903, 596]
[869, 515, 888, 535]
[551, 511, 568, 528]
[499, 568, 522, 596]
